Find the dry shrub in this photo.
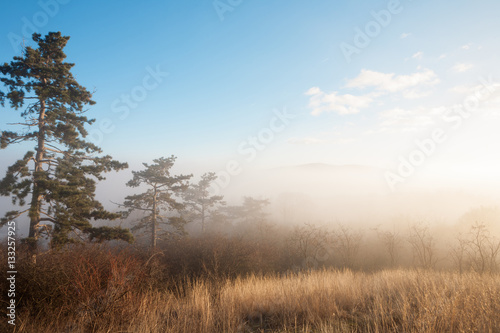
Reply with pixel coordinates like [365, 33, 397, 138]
[7, 267, 500, 332]
[3, 238, 500, 333]
[154, 235, 262, 285]
[6, 243, 144, 331]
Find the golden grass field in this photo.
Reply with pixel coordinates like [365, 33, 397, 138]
[10, 268, 500, 333]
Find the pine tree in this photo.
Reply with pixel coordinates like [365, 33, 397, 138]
[182, 172, 225, 234]
[0, 32, 132, 252]
[123, 156, 192, 249]
[235, 197, 270, 224]
[218, 197, 270, 236]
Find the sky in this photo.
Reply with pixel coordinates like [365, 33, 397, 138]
[1, 0, 500, 196]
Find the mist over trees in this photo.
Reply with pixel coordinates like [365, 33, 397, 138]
[182, 172, 225, 234]
[121, 156, 191, 248]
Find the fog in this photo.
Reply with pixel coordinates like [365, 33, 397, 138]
[3, 158, 500, 238]
[92, 159, 500, 249]
[186, 162, 500, 227]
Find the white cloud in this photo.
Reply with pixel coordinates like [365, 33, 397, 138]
[287, 137, 327, 145]
[449, 85, 470, 94]
[449, 82, 500, 96]
[412, 51, 423, 60]
[401, 89, 432, 99]
[438, 54, 447, 60]
[306, 69, 441, 116]
[461, 43, 472, 50]
[452, 63, 474, 73]
[345, 68, 440, 93]
[377, 107, 445, 132]
[288, 136, 357, 145]
[305, 87, 321, 95]
[400, 32, 411, 39]
[305, 87, 375, 116]
[448, 84, 481, 95]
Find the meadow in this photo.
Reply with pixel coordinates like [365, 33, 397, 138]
[2, 235, 499, 333]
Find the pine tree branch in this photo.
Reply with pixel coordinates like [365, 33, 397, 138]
[4, 209, 30, 221]
[111, 200, 153, 212]
[7, 122, 38, 127]
[45, 146, 65, 154]
[40, 217, 57, 224]
[40, 158, 57, 164]
[39, 208, 54, 218]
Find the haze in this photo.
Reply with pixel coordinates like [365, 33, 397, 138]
[1, 0, 500, 237]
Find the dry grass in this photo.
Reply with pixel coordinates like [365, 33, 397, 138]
[8, 268, 500, 333]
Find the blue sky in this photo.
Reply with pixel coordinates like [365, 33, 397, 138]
[1, 0, 500, 191]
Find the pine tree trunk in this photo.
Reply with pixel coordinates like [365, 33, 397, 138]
[151, 186, 157, 249]
[201, 204, 205, 234]
[28, 99, 46, 258]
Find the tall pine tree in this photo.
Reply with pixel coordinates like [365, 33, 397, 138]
[182, 172, 225, 234]
[122, 156, 191, 249]
[0, 32, 132, 252]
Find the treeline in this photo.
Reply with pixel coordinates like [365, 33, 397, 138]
[135, 214, 500, 279]
[115, 159, 500, 276]
[2, 209, 499, 325]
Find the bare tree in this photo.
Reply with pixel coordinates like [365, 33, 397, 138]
[407, 223, 437, 269]
[376, 226, 402, 267]
[332, 224, 363, 269]
[464, 221, 500, 274]
[450, 234, 468, 274]
[288, 223, 331, 269]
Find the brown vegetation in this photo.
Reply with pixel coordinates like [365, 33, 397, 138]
[2, 234, 500, 333]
